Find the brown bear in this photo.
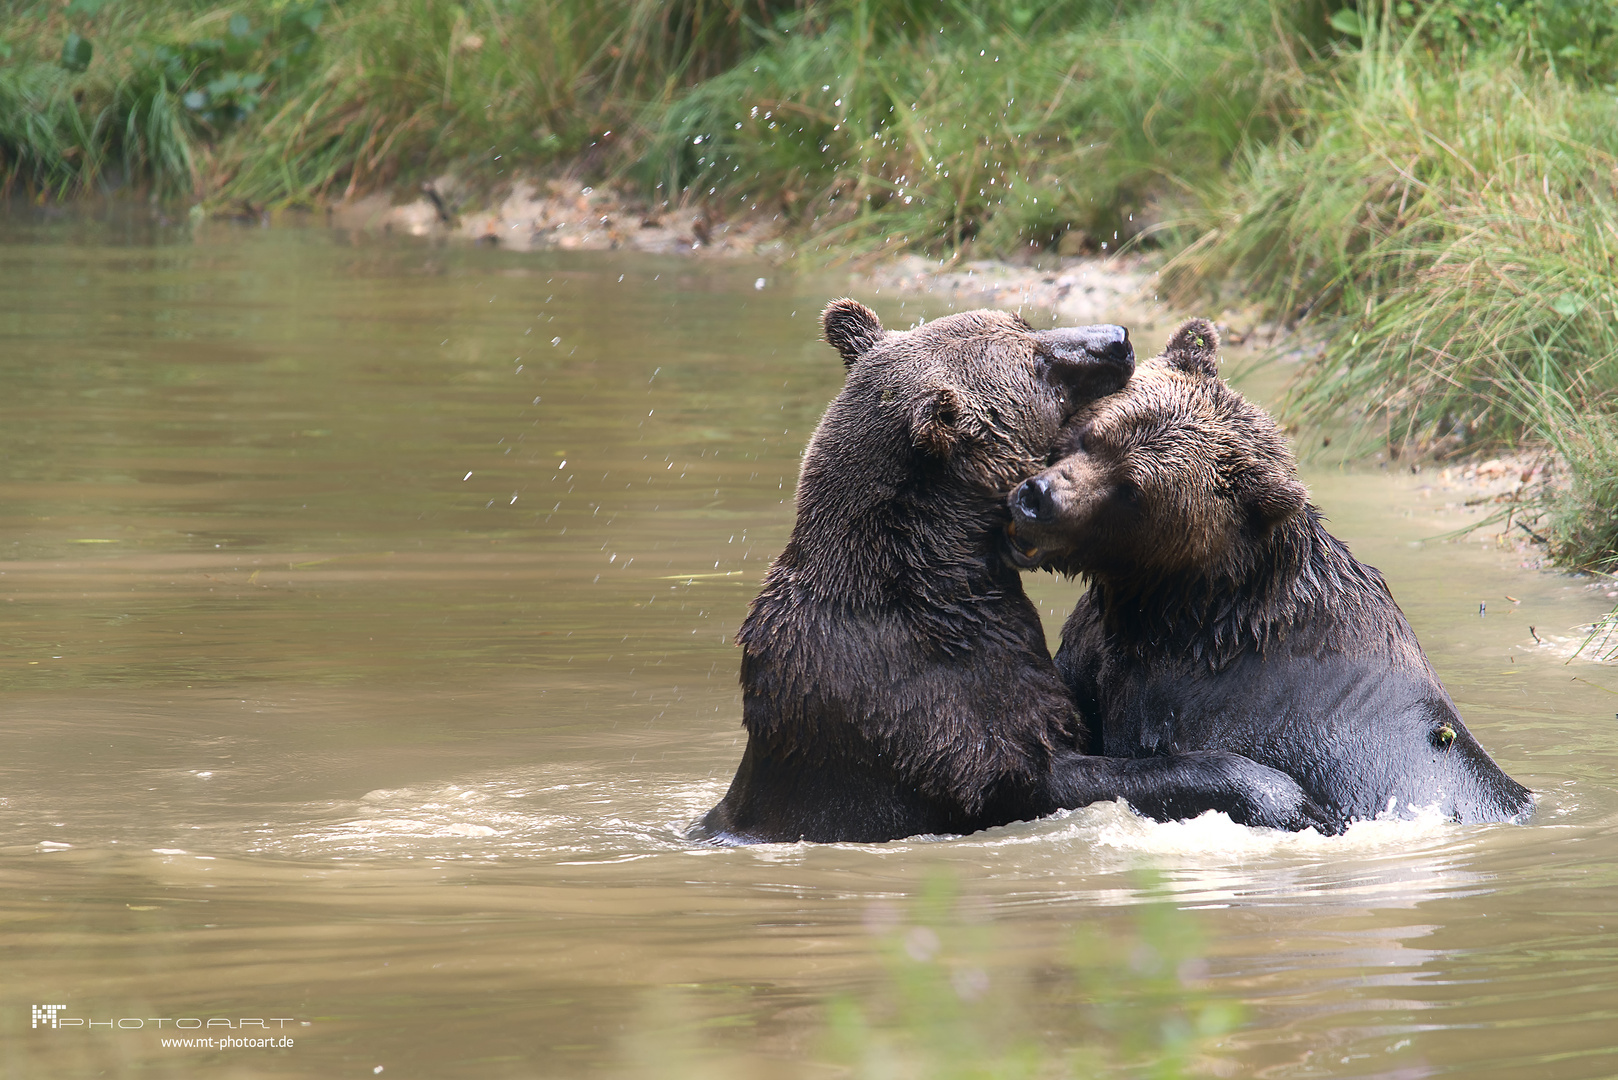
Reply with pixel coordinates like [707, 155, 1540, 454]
[693, 302, 1330, 843]
[1004, 318, 1535, 830]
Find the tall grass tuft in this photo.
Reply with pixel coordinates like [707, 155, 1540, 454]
[1176, 10, 1618, 569]
[0, 0, 802, 204]
[1525, 392, 1618, 572]
[203, 0, 642, 204]
[0, 60, 88, 194]
[0, 0, 324, 196]
[644, 0, 1310, 255]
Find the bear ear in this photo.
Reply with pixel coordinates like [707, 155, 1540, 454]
[822, 298, 884, 368]
[911, 386, 962, 457]
[1238, 468, 1309, 531]
[1163, 318, 1220, 377]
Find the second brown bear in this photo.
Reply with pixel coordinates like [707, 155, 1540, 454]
[1005, 319, 1534, 829]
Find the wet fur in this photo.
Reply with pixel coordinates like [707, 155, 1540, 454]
[697, 304, 1330, 843]
[1011, 320, 1534, 827]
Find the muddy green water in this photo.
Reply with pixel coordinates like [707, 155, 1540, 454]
[2, 210, 1617, 1080]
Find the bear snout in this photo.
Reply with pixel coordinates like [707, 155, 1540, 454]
[1037, 324, 1135, 409]
[1006, 477, 1065, 567]
[1012, 475, 1057, 524]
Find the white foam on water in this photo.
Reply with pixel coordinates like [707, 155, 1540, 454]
[793, 799, 1465, 861]
[1060, 799, 1460, 858]
[234, 762, 1519, 914]
[253, 771, 726, 861]
[955, 800, 1495, 909]
[1526, 621, 1618, 663]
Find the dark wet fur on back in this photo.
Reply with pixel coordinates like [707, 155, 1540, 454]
[1073, 505, 1401, 674]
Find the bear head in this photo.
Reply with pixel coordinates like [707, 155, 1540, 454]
[803, 299, 1136, 512]
[1004, 317, 1309, 581]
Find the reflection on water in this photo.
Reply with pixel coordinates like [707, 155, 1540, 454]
[3, 207, 1618, 1079]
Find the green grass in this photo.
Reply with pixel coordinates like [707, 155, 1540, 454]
[640, 0, 1311, 255]
[1532, 391, 1618, 573]
[1172, 8, 1618, 569]
[1, 0, 1320, 220]
[0, 0, 322, 197]
[215, 0, 601, 204]
[0, 0, 795, 201]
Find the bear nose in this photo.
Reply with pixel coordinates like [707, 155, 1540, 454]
[1012, 476, 1054, 523]
[1037, 324, 1135, 405]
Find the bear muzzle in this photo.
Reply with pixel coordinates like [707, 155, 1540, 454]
[1005, 478, 1062, 567]
[1036, 324, 1135, 415]
[1012, 475, 1058, 525]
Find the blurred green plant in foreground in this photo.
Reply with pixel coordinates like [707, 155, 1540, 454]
[621, 873, 1244, 1080]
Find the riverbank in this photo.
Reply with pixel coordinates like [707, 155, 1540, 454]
[311, 171, 1589, 574]
[333, 173, 1173, 325]
[329, 176, 787, 258]
[4, 0, 1615, 575]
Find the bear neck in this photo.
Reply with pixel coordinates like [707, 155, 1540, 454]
[1088, 505, 1392, 670]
